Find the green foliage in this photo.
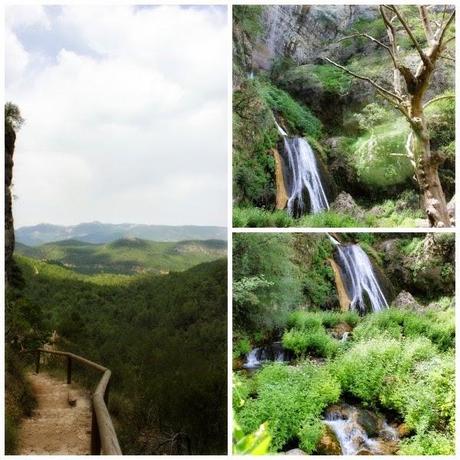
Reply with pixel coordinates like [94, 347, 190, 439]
[399, 431, 455, 455]
[425, 92, 455, 150]
[233, 206, 367, 228]
[14, 256, 228, 454]
[353, 308, 455, 351]
[296, 211, 364, 228]
[233, 337, 252, 359]
[287, 310, 359, 330]
[281, 64, 352, 96]
[353, 103, 389, 131]
[233, 207, 294, 228]
[349, 115, 413, 188]
[5, 347, 37, 454]
[233, 233, 303, 333]
[332, 337, 437, 404]
[233, 420, 271, 455]
[233, 81, 279, 207]
[283, 328, 339, 358]
[233, 5, 263, 40]
[258, 80, 322, 138]
[235, 363, 340, 452]
[5, 102, 24, 131]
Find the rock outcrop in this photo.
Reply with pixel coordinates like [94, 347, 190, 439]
[5, 118, 16, 286]
[330, 192, 364, 220]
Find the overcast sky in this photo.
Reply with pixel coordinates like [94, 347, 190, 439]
[6, 5, 227, 227]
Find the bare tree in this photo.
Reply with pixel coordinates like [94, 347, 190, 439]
[325, 5, 455, 227]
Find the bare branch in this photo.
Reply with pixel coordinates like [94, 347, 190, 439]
[388, 5, 430, 65]
[443, 35, 455, 46]
[419, 6, 434, 44]
[439, 53, 455, 63]
[423, 94, 454, 109]
[323, 57, 403, 103]
[438, 10, 455, 47]
[338, 32, 398, 67]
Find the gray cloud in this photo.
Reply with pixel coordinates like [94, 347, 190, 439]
[6, 5, 228, 227]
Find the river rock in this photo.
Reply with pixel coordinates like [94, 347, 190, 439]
[392, 291, 422, 311]
[330, 192, 365, 220]
[285, 448, 307, 455]
[316, 425, 342, 455]
[397, 423, 412, 438]
[356, 409, 380, 438]
[447, 195, 455, 223]
[330, 322, 353, 340]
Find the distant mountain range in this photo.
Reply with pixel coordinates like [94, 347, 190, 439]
[15, 238, 226, 275]
[15, 222, 227, 246]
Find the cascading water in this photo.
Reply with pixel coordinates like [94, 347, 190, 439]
[275, 122, 330, 215]
[324, 405, 399, 456]
[244, 348, 261, 369]
[330, 238, 388, 313]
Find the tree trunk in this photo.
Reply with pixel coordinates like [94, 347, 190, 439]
[410, 121, 451, 227]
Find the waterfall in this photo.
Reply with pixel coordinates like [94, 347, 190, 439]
[336, 244, 389, 313]
[275, 123, 329, 215]
[243, 348, 261, 369]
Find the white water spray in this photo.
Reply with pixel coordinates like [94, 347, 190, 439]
[336, 244, 389, 313]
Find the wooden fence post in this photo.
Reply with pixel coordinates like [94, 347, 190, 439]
[91, 406, 101, 455]
[67, 356, 72, 384]
[35, 350, 40, 374]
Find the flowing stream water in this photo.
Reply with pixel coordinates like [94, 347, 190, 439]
[324, 404, 399, 455]
[275, 122, 330, 215]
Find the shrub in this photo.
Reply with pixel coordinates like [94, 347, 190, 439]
[332, 337, 437, 404]
[235, 363, 340, 452]
[352, 308, 455, 352]
[286, 311, 322, 331]
[233, 337, 251, 359]
[282, 314, 340, 359]
[399, 431, 454, 455]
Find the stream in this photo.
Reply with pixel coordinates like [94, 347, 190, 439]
[324, 404, 399, 455]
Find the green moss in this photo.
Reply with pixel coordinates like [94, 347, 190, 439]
[350, 117, 413, 188]
[257, 80, 322, 138]
[281, 64, 353, 96]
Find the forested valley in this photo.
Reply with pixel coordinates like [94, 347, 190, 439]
[233, 232, 455, 455]
[5, 106, 227, 455]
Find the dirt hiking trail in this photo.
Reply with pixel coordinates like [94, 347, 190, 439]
[18, 371, 92, 455]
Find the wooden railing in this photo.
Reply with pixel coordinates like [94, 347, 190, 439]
[33, 348, 122, 455]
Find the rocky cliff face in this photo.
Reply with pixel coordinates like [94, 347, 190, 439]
[252, 5, 376, 69]
[5, 121, 16, 285]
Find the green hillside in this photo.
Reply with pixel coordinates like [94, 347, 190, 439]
[15, 238, 226, 275]
[8, 255, 227, 454]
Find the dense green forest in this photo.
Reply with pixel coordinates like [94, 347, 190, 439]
[233, 233, 455, 455]
[7, 254, 227, 454]
[233, 5, 455, 227]
[15, 238, 226, 275]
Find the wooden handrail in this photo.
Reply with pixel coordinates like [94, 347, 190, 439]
[32, 348, 122, 455]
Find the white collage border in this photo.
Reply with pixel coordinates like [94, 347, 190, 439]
[0, 0, 458, 458]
